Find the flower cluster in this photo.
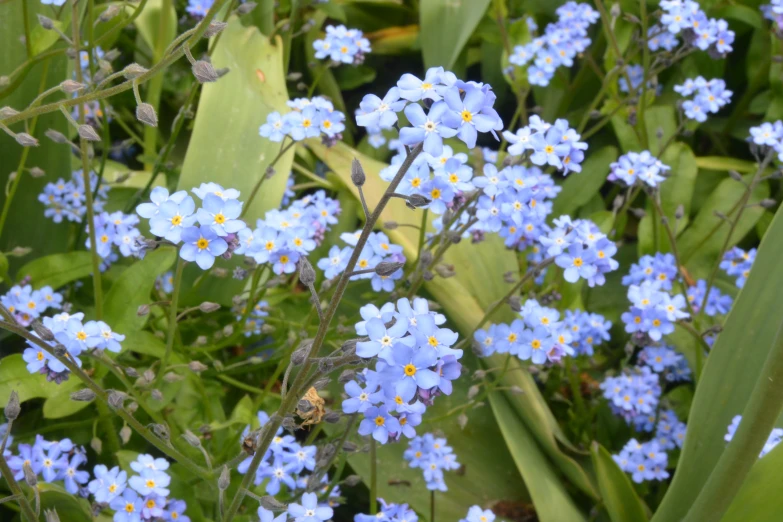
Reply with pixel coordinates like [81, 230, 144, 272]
[475, 299, 576, 364]
[23, 310, 125, 383]
[762, 0, 783, 31]
[563, 309, 612, 357]
[655, 409, 687, 450]
[638, 345, 691, 382]
[137, 183, 249, 270]
[503, 116, 587, 173]
[38, 170, 109, 223]
[355, 499, 418, 522]
[600, 366, 662, 430]
[259, 97, 346, 144]
[91, 454, 191, 522]
[608, 151, 671, 188]
[725, 415, 783, 458]
[618, 64, 657, 95]
[720, 246, 755, 288]
[508, 2, 599, 87]
[403, 433, 460, 491]
[356, 68, 503, 153]
[238, 300, 269, 337]
[88, 211, 143, 271]
[621, 281, 689, 342]
[460, 506, 496, 522]
[313, 25, 371, 65]
[318, 231, 405, 291]
[544, 216, 619, 287]
[238, 411, 335, 498]
[612, 438, 670, 483]
[675, 77, 732, 122]
[622, 252, 678, 291]
[659, 0, 734, 56]
[242, 190, 340, 275]
[1, 284, 62, 327]
[6, 435, 89, 493]
[342, 298, 462, 444]
[750, 120, 783, 162]
[686, 279, 733, 316]
[186, 0, 213, 17]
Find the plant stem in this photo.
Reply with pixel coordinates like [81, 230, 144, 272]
[369, 438, 378, 515]
[242, 139, 296, 217]
[430, 490, 435, 522]
[0, 450, 36, 522]
[415, 209, 428, 264]
[156, 258, 185, 389]
[682, 320, 783, 522]
[637, 0, 650, 149]
[143, 0, 172, 170]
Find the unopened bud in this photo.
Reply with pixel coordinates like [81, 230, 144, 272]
[313, 377, 330, 390]
[37, 14, 55, 30]
[136, 103, 158, 127]
[8, 246, 31, 257]
[150, 423, 170, 440]
[219, 466, 230, 490]
[204, 21, 228, 38]
[120, 425, 131, 444]
[99, 4, 122, 22]
[182, 430, 202, 447]
[728, 170, 743, 182]
[124, 366, 139, 378]
[434, 264, 455, 278]
[70, 388, 96, 402]
[0, 106, 19, 119]
[15, 133, 39, 147]
[384, 221, 398, 230]
[189, 360, 208, 373]
[760, 198, 777, 208]
[60, 80, 85, 94]
[342, 441, 358, 452]
[338, 369, 355, 384]
[107, 390, 126, 409]
[222, 324, 234, 337]
[137, 304, 150, 316]
[90, 437, 102, 454]
[457, 413, 468, 430]
[467, 385, 480, 400]
[23, 461, 37, 486]
[299, 257, 316, 285]
[510, 385, 524, 395]
[675, 204, 685, 219]
[259, 496, 287, 511]
[351, 158, 366, 186]
[32, 320, 54, 341]
[151, 389, 163, 401]
[45, 129, 69, 144]
[163, 372, 183, 383]
[629, 207, 646, 219]
[199, 301, 220, 313]
[123, 63, 148, 79]
[375, 261, 403, 277]
[28, 166, 45, 178]
[193, 61, 219, 83]
[406, 194, 430, 208]
[324, 411, 340, 423]
[44, 509, 61, 522]
[126, 402, 138, 414]
[0, 77, 8, 87]
[235, 1, 257, 15]
[343, 474, 362, 487]
[5, 391, 20, 421]
[78, 124, 101, 141]
[341, 339, 357, 354]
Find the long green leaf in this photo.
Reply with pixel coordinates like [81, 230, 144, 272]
[419, 0, 491, 69]
[590, 442, 649, 522]
[16, 251, 93, 289]
[652, 203, 783, 521]
[722, 443, 783, 522]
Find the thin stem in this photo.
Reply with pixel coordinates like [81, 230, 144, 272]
[369, 438, 377, 515]
[0, 450, 36, 522]
[415, 209, 428, 265]
[677, 321, 710, 379]
[307, 64, 328, 98]
[242, 139, 296, 217]
[156, 258, 186, 389]
[430, 490, 435, 522]
[357, 186, 371, 220]
[637, 0, 650, 149]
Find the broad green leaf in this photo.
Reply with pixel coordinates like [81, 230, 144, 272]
[39, 482, 93, 522]
[178, 17, 293, 223]
[420, 0, 491, 69]
[29, 21, 63, 56]
[103, 247, 176, 334]
[722, 443, 783, 522]
[652, 205, 783, 521]
[0, 2, 71, 267]
[677, 175, 769, 278]
[308, 141, 596, 517]
[0, 354, 80, 407]
[133, 0, 177, 57]
[610, 105, 677, 154]
[0, 251, 8, 283]
[490, 393, 586, 522]
[694, 156, 770, 173]
[16, 251, 92, 289]
[552, 146, 618, 218]
[638, 142, 697, 256]
[591, 442, 649, 522]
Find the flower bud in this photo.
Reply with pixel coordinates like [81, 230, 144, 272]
[78, 124, 101, 142]
[318, 358, 333, 374]
[434, 264, 455, 278]
[342, 441, 358, 452]
[457, 413, 468, 429]
[60, 80, 85, 94]
[467, 385, 480, 400]
[235, 2, 257, 15]
[351, 158, 366, 187]
[70, 388, 96, 402]
[182, 430, 202, 447]
[107, 390, 126, 409]
[23, 461, 37, 486]
[37, 14, 55, 30]
[760, 198, 777, 209]
[150, 423, 170, 440]
[343, 474, 362, 487]
[120, 425, 131, 444]
[189, 360, 209, 373]
[375, 261, 403, 277]
[151, 389, 164, 401]
[15, 133, 39, 147]
[406, 194, 430, 208]
[99, 4, 122, 22]
[728, 170, 743, 182]
[136, 103, 158, 127]
[28, 166, 45, 178]
[312, 377, 330, 390]
[163, 372, 182, 383]
[199, 301, 220, 313]
[192, 61, 219, 83]
[0, 106, 19, 119]
[675, 204, 685, 220]
[44, 509, 61, 522]
[204, 21, 228, 38]
[299, 256, 316, 286]
[510, 385, 524, 395]
[324, 411, 340, 423]
[5, 390, 20, 421]
[384, 221, 398, 230]
[259, 496, 287, 511]
[341, 339, 357, 354]
[143, 369, 155, 383]
[126, 402, 138, 414]
[124, 366, 139, 378]
[45, 129, 69, 144]
[137, 304, 150, 316]
[219, 466, 230, 490]
[32, 320, 54, 341]
[338, 369, 355, 384]
[123, 63, 148, 80]
[91, 437, 102, 454]
[8, 246, 32, 257]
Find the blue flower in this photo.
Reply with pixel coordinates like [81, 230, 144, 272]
[317, 245, 352, 278]
[387, 344, 440, 401]
[258, 507, 286, 522]
[358, 405, 401, 444]
[129, 468, 170, 497]
[110, 489, 144, 522]
[356, 317, 411, 360]
[196, 193, 245, 237]
[288, 492, 333, 522]
[440, 85, 502, 148]
[180, 225, 228, 269]
[186, 0, 213, 17]
[84, 320, 125, 353]
[259, 455, 298, 495]
[356, 87, 406, 129]
[88, 464, 127, 503]
[461, 506, 496, 522]
[397, 67, 445, 102]
[399, 101, 458, 157]
[529, 126, 570, 168]
[259, 112, 290, 142]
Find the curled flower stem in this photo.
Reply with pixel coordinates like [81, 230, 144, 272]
[220, 143, 424, 522]
[156, 257, 186, 389]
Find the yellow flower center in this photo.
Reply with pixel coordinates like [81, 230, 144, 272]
[100, 234, 109, 243]
[374, 416, 385, 426]
[421, 82, 433, 90]
[125, 503, 135, 513]
[461, 110, 472, 123]
[146, 479, 156, 488]
[531, 339, 541, 350]
[302, 119, 312, 128]
[427, 336, 438, 347]
[214, 213, 226, 224]
[171, 215, 182, 226]
[411, 178, 421, 188]
[404, 364, 416, 376]
[431, 188, 441, 199]
[449, 174, 459, 183]
[279, 255, 289, 264]
[573, 257, 583, 267]
[265, 241, 275, 251]
[545, 145, 554, 154]
[507, 333, 517, 342]
[37, 351, 44, 361]
[76, 331, 87, 341]
[323, 120, 332, 129]
[196, 238, 209, 250]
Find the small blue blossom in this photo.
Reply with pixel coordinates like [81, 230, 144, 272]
[179, 225, 229, 269]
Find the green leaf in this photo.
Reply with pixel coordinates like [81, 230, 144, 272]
[490, 393, 586, 522]
[694, 156, 770, 173]
[677, 175, 769, 278]
[420, 0, 491, 69]
[0, 251, 8, 284]
[0, 354, 79, 407]
[16, 251, 92, 289]
[610, 105, 677, 154]
[29, 21, 63, 56]
[39, 482, 93, 522]
[591, 442, 649, 522]
[652, 205, 783, 521]
[103, 247, 176, 334]
[133, 0, 177, 56]
[333, 64, 377, 90]
[552, 146, 618, 218]
[722, 444, 783, 522]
